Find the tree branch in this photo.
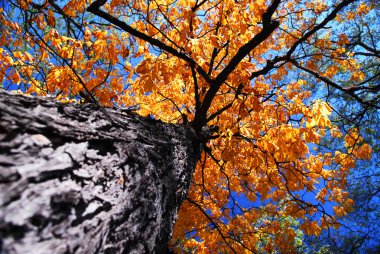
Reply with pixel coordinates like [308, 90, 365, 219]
[87, 0, 212, 84]
[290, 59, 380, 109]
[194, 0, 281, 129]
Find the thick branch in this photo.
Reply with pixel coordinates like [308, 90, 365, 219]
[195, 0, 281, 129]
[87, 0, 212, 84]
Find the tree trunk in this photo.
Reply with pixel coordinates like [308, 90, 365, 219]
[0, 90, 198, 254]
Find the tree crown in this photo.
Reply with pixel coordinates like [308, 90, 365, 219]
[0, 0, 378, 252]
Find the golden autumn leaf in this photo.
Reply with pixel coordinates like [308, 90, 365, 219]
[47, 10, 56, 27]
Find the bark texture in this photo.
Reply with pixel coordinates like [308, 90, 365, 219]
[0, 90, 197, 254]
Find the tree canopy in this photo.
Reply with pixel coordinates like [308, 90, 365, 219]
[0, 0, 378, 252]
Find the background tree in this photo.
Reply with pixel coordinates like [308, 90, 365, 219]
[0, 0, 378, 252]
[302, 1, 380, 252]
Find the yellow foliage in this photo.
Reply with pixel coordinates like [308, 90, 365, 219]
[0, 0, 374, 252]
[300, 221, 322, 236]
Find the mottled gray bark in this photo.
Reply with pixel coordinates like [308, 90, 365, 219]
[0, 90, 197, 254]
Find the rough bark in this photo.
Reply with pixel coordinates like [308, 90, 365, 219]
[0, 90, 197, 254]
